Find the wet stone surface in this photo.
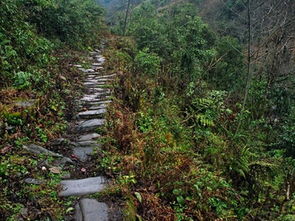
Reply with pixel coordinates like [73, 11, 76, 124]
[74, 119, 106, 132]
[75, 199, 109, 221]
[73, 147, 94, 162]
[88, 104, 108, 110]
[58, 51, 118, 220]
[24, 178, 44, 185]
[77, 109, 107, 119]
[74, 140, 100, 147]
[23, 144, 73, 164]
[59, 177, 106, 197]
[78, 133, 101, 141]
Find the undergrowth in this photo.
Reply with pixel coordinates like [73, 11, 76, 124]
[100, 36, 295, 220]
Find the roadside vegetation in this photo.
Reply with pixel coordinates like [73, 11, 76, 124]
[100, 1, 295, 220]
[0, 0, 104, 219]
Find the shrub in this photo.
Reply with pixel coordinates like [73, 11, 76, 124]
[134, 48, 161, 75]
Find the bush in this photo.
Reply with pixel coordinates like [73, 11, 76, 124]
[134, 48, 161, 75]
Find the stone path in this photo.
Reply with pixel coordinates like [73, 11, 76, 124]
[58, 49, 115, 220]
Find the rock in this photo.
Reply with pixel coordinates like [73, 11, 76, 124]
[86, 88, 110, 94]
[23, 144, 74, 164]
[80, 93, 104, 102]
[59, 177, 106, 197]
[77, 109, 107, 119]
[79, 100, 111, 110]
[86, 69, 95, 73]
[24, 178, 44, 185]
[75, 199, 109, 221]
[73, 147, 93, 162]
[84, 81, 107, 87]
[73, 64, 82, 68]
[74, 119, 106, 132]
[79, 68, 95, 73]
[97, 74, 116, 79]
[86, 74, 97, 79]
[78, 133, 101, 141]
[90, 52, 97, 55]
[23, 144, 62, 157]
[96, 79, 109, 83]
[81, 100, 110, 106]
[75, 140, 99, 147]
[88, 104, 108, 110]
[96, 56, 105, 63]
[54, 156, 75, 166]
[94, 66, 103, 70]
[92, 63, 102, 66]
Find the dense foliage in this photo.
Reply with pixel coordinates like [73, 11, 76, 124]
[0, 0, 103, 87]
[0, 0, 103, 219]
[102, 0, 295, 220]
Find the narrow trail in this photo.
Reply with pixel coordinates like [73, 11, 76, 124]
[58, 48, 115, 220]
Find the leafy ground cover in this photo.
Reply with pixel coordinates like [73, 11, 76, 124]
[99, 30, 295, 220]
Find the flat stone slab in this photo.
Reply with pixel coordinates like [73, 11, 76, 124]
[96, 56, 105, 63]
[86, 88, 110, 94]
[94, 66, 104, 70]
[23, 144, 74, 164]
[97, 74, 116, 79]
[75, 199, 109, 221]
[88, 104, 108, 110]
[77, 109, 107, 119]
[73, 147, 93, 162]
[80, 93, 105, 102]
[59, 177, 106, 197]
[85, 69, 95, 73]
[74, 140, 100, 147]
[75, 119, 106, 132]
[24, 178, 44, 185]
[84, 81, 108, 86]
[78, 133, 101, 141]
[92, 63, 102, 66]
[90, 52, 98, 55]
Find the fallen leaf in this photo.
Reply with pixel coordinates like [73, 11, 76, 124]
[49, 167, 61, 174]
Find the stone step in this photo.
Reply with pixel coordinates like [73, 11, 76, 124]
[96, 74, 116, 79]
[73, 147, 94, 162]
[84, 82, 108, 87]
[87, 103, 108, 110]
[75, 199, 109, 221]
[74, 140, 99, 147]
[77, 109, 107, 119]
[78, 133, 101, 142]
[80, 98, 111, 105]
[92, 63, 103, 66]
[80, 93, 109, 102]
[84, 78, 112, 83]
[59, 177, 106, 197]
[86, 88, 111, 94]
[74, 119, 106, 133]
[79, 68, 95, 73]
[80, 100, 112, 110]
